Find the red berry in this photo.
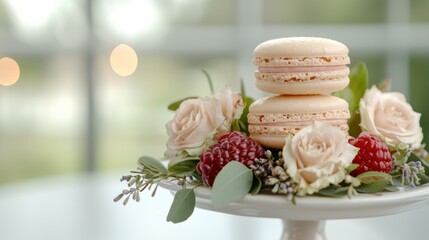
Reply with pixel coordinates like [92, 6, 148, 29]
[197, 132, 265, 187]
[348, 132, 393, 176]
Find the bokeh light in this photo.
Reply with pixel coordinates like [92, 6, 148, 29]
[0, 57, 20, 86]
[110, 44, 138, 77]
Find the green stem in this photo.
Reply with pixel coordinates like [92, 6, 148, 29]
[202, 69, 214, 94]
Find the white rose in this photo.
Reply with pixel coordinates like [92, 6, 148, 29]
[283, 122, 359, 196]
[360, 86, 423, 150]
[212, 85, 245, 138]
[165, 97, 224, 162]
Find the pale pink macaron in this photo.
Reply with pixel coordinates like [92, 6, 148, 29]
[248, 94, 350, 149]
[254, 37, 350, 95]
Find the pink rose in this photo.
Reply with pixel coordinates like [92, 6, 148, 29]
[283, 122, 358, 196]
[165, 86, 245, 164]
[165, 98, 224, 160]
[360, 86, 423, 150]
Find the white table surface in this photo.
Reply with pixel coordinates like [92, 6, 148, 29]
[0, 172, 428, 240]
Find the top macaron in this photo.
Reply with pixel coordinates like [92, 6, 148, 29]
[253, 37, 350, 95]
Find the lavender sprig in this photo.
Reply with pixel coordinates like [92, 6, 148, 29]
[114, 156, 199, 206]
[400, 161, 425, 188]
[265, 166, 295, 201]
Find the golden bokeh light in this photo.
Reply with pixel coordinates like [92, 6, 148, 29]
[110, 44, 138, 77]
[0, 57, 20, 86]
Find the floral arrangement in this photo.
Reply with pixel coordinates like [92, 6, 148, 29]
[115, 64, 429, 223]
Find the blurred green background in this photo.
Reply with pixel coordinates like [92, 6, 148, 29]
[1, 0, 429, 184]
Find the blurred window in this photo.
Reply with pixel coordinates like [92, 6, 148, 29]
[1, 0, 428, 183]
[263, 0, 388, 24]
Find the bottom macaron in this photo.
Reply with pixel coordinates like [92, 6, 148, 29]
[247, 95, 350, 149]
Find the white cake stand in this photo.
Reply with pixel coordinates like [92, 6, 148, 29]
[160, 181, 429, 240]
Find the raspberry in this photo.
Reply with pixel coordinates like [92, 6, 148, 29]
[348, 132, 393, 177]
[197, 131, 265, 187]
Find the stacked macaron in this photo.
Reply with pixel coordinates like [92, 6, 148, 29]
[248, 37, 351, 149]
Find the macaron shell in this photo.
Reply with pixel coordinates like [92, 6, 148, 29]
[249, 124, 349, 149]
[249, 135, 290, 150]
[254, 55, 350, 67]
[254, 37, 349, 58]
[248, 95, 350, 149]
[253, 37, 350, 95]
[249, 95, 349, 114]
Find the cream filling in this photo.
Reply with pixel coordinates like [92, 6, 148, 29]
[257, 65, 347, 73]
[250, 119, 348, 127]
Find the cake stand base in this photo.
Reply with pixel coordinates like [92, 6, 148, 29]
[159, 180, 429, 240]
[282, 220, 326, 240]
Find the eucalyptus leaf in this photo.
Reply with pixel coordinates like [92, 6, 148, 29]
[334, 62, 368, 114]
[249, 176, 262, 195]
[356, 171, 392, 184]
[166, 188, 196, 223]
[212, 161, 253, 209]
[318, 186, 349, 198]
[138, 156, 168, 174]
[168, 159, 199, 177]
[384, 184, 400, 192]
[167, 97, 199, 111]
[355, 180, 390, 193]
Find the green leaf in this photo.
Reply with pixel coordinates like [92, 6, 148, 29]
[212, 161, 253, 209]
[334, 62, 368, 114]
[240, 78, 246, 96]
[355, 180, 390, 193]
[168, 159, 199, 177]
[318, 186, 349, 198]
[355, 171, 392, 193]
[237, 96, 254, 135]
[344, 163, 359, 173]
[249, 176, 262, 195]
[356, 171, 392, 184]
[138, 156, 168, 174]
[417, 173, 429, 185]
[348, 109, 362, 138]
[384, 184, 400, 192]
[231, 119, 241, 132]
[412, 149, 429, 168]
[192, 169, 202, 182]
[167, 97, 198, 111]
[201, 69, 214, 95]
[166, 188, 196, 223]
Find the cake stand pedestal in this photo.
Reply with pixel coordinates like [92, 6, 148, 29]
[160, 181, 429, 240]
